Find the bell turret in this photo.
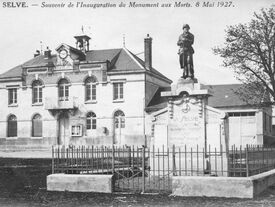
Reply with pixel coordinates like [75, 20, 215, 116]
[74, 28, 91, 53]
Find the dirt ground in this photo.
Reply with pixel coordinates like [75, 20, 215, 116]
[1, 158, 275, 207]
[1, 189, 275, 207]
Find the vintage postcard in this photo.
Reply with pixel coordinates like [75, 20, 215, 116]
[0, 0, 274, 206]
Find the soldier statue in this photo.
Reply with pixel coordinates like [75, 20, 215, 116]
[177, 24, 194, 79]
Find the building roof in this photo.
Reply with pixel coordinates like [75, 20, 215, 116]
[146, 84, 259, 112]
[86, 48, 121, 63]
[145, 87, 171, 112]
[0, 65, 22, 79]
[0, 55, 56, 79]
[0, 46, 171, 83]
[204, 84, 253, 108]
[129, 50, 171, 81]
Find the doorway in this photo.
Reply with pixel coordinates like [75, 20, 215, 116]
[58, 112, 70, 145]
[228, 112, 256, 146]
[114, 110, 125, 145]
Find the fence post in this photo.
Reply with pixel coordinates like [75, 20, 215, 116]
[246, 144, 249, 177]
[142, 146, 146, 193]
[128, 146, 131, 168]
[262, 146, 265, 174]
[172, 145, 176, 176]
[112, 145, 115, 174]
[52, 145, 54, 174]
[57, 146, 60, 173]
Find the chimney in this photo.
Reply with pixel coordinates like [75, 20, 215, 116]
[44, 47, 51, 59]
[34, 50, 40, 57]
[144, 34, 152, 70]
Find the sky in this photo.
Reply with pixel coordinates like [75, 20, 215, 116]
[0, 0, 273, 85]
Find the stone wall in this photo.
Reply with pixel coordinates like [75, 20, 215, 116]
[172, 169, 275, 198]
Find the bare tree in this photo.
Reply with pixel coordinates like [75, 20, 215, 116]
[214, 8, 275, 105]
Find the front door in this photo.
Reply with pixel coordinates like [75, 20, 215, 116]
[228, 114, 257, 147]
[58, 112, 70, 146]
[114, 110, 125, 145]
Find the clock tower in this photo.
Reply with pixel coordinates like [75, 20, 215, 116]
[74, 33, 91, 53]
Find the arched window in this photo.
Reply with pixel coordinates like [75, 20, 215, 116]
[86, 112, 96, 130]
[32, 114, 42, 137]
[85, 76, 97, 101]
[58, 79, 70, 101]
[7, 114, 17, 137]
[114, 110, 125, 129]
[32, 80, 43, 104]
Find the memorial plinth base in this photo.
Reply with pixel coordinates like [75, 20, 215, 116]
[158, 77, 212, 149]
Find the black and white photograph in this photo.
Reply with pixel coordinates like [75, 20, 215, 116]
[0, 0, 275, 206]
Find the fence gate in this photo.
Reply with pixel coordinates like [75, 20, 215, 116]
[113, 146, 173, 194]
[113, 146, 144, 193]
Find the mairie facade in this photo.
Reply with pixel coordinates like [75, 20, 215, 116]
[0, 33, 171, 149]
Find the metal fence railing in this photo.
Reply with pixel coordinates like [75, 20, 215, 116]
[52, 144, 275, 193]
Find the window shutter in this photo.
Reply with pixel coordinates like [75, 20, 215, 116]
[8, 89, 12, 105]
[65, 86, 69, 98]
[39, 88, 42, 102]
[92, 85, 96, 100]
[86, 119, 91, 130]
[86, 85, 91, 101]
[14, 89, 17, 103]
[33, 119, 42, 137]
[59, 86, 63, 98]
[120, 83, 123, 99]
[8, 118, 17, 137]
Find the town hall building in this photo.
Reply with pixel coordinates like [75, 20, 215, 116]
[0, 33, 171, 150]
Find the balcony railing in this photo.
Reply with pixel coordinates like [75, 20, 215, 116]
[45, 96, 78, 110]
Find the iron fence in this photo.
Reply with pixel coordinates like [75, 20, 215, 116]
[52, 144, 275, 193]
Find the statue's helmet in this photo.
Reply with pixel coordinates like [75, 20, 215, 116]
[182, 24, 190, 30]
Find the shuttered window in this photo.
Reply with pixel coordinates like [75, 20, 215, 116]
[86, 112, 96, 130]
[58, 79, 70, 101]
[7, 114, 17, 137]
[114, 110, 125, 128]
[32, 80, 43, 104]
[113, 83, 123, 100]
[85, 76, 97, 101]
[32, 114, 42, 137]
[8, 88, 17, 105]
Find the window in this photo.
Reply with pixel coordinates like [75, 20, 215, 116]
[85, 76, 97, 101]
[113, 83, 124, 100]
[32, 80, 43, 104]
[86, 112, 96, 130]
[32, 114, 42, 137]
[71, 125, 82, 136]
[114, 110, 125, 128]
[228, 112, 255, 117]
[58, 79, 70, 101]
[7, 114, 17, 137]
[8, 88, 17, 105]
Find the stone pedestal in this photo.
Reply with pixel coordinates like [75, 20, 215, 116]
[176, 77, 198, 90]
[149, 77, 228, 175]
[160, 78, 211, 149]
